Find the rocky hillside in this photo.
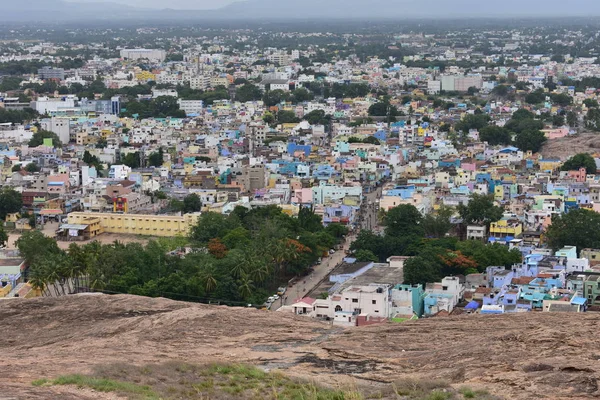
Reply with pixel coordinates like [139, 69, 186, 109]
[541, 132, 600, 160]
[1, 294, 598, 399]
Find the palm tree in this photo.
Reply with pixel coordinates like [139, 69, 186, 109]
[249, 262, 270, 285]
[238, 274, 255, 300]
[201, 264, 218, 293]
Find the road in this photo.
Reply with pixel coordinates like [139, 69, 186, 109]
[274, 184, 383, 310]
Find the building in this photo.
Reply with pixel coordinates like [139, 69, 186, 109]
[178, 99, 203, 115]
[38, 66, 65, 81]
[68, 212, 200, 237]
[240, 165, 266, 194]
[120, 49, 166, 62]
[108, 165, 132, 180]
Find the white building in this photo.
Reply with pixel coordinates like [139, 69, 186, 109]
[177, 99, 204, 115]
[108, 164, 132, 180]
[120, 49, 166, 62]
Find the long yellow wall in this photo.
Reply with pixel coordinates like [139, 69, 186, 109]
[68, 212, 200, 237]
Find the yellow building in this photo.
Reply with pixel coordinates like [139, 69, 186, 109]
[67, 212, 200, 237]
[135, 71, 156, 82]
[489, 219, 523, 238]
[539, 159, 562, 172]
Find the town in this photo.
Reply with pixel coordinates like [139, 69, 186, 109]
[2, 19, 600, 328]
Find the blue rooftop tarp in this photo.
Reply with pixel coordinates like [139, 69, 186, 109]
[465, 301, 479, 310]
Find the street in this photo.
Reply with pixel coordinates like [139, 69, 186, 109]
[273, 184, 383, 310]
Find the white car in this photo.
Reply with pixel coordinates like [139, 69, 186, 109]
[273, 294, 280, 300]
[267, 296, 275, 303]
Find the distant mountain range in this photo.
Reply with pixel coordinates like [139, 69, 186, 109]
[6, 0, 600, 22]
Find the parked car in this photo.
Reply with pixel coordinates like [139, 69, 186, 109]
[267, 296, 275, 303]
[273, 294, 280, 300]
[277, 287, 287, 295]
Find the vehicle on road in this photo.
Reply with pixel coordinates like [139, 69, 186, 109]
[267, 296, 275, 303]
[273, 294, 280, 300]
[277, 287, 287, 295]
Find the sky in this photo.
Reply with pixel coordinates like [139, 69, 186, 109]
[66, 0, 237, 9]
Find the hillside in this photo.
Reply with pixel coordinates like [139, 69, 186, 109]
[541, 132, 600, 160]
[1, 294, 599, 399]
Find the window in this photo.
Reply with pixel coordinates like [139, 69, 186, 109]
[335, 305, 342, 312]
[442, 286, 448, 291]
[372, 300, 377, 304]
[352, 298, 358, 303]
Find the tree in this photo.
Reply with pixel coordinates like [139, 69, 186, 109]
[28, 129, 61, 148]
[403, 255, 443, 285]
[457, 194, 503, 227]
[511, 109, 535, 120]
[121, 152, 141, 169]
[384, 204, 424, 237]
[0, 225, 7, 248]
[567, 111, 578, 128]
[148, 148, 164, 167]
[478, 125, 512, 145]
[455, 114, 490, 133]
[585, 107, 600, 131]
[182, 193, 202, 213]
[584, 99, 599, 108]
[11, 164, 21, 172]
[354, 249, 378, 262]
[236, 83, 262, 102]
[262, 111, 275, 125]
[368, 102, 398, 117]
[550, 93, 572, 107]
[491, 85, 509, 97]
[525, 91, 545, 104]
[422, 206, 454, 239]
[561, 153, 597, 174]
[24, 163, 40, 173]
[363, 136, 381, 145]
[513, 129, 547, 153]
[545, 209, 600, 252]
[276, 110, 299, 124]
[291, 87, 312, 103]
[0, 187, 22, 220]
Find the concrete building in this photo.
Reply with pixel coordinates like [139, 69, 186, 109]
[68, 212, 200, 237]
[120, 49, 166, 62]
[38, 66, 65, 81]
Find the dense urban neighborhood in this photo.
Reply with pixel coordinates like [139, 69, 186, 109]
[3, 19, 600, 329]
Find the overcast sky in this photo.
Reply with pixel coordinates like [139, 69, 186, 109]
[66, 0, 237, 9]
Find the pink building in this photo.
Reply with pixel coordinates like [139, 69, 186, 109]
[543, 127, 569, 140]
[567, 167, 588, 183]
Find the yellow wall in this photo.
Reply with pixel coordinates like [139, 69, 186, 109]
[490, 220, 523, 237]
[68, 212, 200, 237]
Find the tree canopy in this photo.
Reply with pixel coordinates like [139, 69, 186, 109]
[545, 209, 600, 253]
[561, 153, 597, 174]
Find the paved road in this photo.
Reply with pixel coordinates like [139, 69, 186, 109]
[273, 185, 383, 310]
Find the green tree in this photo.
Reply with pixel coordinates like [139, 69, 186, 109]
[525, 91, 545, 104]
[478, 125, 512, 145]
[121, 152, 140, 169]
[561, 153, 597, 174]
[24, 163, 40, 173]
[276, 110, 299, 124]
[566, 111, 578, 127]
[0, 187, 22, 220]
[148, 147, 164, 167]
[513, 129, 547, 152]
[182, 193, 202, 213]
[384, 204, 424, 237]
[403, 254, 443, 285]
[584, 99, 599, 108]
[457, 194, 503, 227]
[354, 249, 378, 262]
[28, 129, 61, 148]
[422, 206, 454, 239]
[585, 107, 600, 131]
[545, 209, 600, 252]
[11, 164, 21, 172]
[0, 225, 7, 248]
[236, 83, 262, 102]
[455, 114, 490, 133]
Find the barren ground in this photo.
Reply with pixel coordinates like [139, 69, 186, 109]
[1, 294, 599, 399]
[541, 132, 600, 160]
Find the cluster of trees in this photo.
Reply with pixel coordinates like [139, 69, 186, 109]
[28, 130, 62, 148]
[525, 89, 571, 107]
[351, 195, 516, 285]
[0, 187, 22, 220]
[468, 109, 547, 152]
[560, 153, 597, 174]
[0, 108, 38, 124]
[23, 206, 348, 305]
[546, 209, 600, 253]
[347, 136, 381, 145]
[169, 193, 202, 214]
[368, 101, 401, 120]
[82, 150, 104, 172]
[120, 96, 186, 119]
[12, 163, 40, 173]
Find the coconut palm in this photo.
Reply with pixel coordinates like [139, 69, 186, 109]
[238, 274, 255, 300]
[200, 264, 218, 293]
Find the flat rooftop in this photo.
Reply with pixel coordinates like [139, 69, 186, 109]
[338, 263, 403, 292]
